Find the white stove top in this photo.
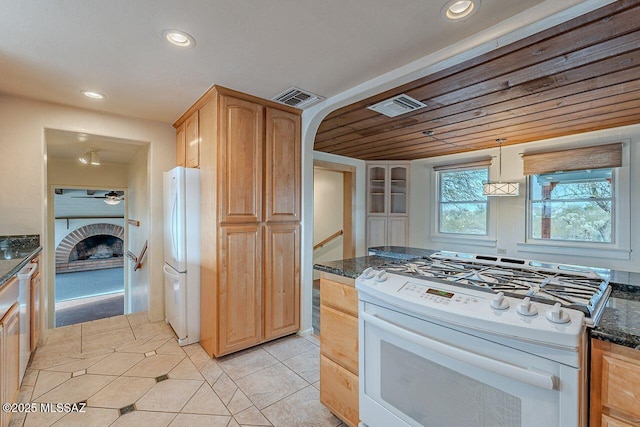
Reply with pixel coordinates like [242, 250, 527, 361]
[374, 251, 610, 325]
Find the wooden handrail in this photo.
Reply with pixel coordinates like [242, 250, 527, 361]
[314, 230, 343, 251]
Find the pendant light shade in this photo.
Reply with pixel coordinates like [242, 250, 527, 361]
[483, 139, 519, 197]
[483, 182, 519, 196]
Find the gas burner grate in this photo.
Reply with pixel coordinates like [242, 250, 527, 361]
[378, 252, 610, 320]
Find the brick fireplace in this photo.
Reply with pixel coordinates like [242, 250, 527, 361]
[56, 224, 125, 273]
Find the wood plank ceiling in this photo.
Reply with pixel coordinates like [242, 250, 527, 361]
[313, 0, 640, 161]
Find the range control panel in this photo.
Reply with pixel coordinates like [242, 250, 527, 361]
[399, 282, 479, 306]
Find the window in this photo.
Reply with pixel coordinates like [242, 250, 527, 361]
[528, 169, 613, 243]
[438, 168, 488, 235]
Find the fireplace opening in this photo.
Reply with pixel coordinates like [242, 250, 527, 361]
[70, 234, 124, 262]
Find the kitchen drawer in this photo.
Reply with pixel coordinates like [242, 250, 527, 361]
[320, 354, 359, 427]
[320, 277, 358, 317]
[602, 414, 637, 427]
[601, 354, 640, 419]
[591, 339, 640, 427]
[320, 305, 358, 375]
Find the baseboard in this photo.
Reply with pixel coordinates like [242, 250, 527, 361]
[297, 327, 314, 337]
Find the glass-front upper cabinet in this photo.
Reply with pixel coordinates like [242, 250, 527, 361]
[368, 165, 387, 215]
[367, 163, 409, 216]
[389, 166, 407, 214]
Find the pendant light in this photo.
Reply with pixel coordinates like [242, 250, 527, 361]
[483, 139, 519, 196]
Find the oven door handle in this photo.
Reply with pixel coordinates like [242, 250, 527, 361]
[362, 312, 556, 390]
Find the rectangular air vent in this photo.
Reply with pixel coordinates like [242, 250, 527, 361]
[272, 87, 324, 109]
[367, 94, 427, 117]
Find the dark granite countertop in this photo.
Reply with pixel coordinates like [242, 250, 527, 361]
[591, 286, 640, 350]
[314, 256, 400, 281]
[367, 246, 437, 260]
[0, 235, 41, 289]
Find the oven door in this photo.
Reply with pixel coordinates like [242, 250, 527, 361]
[359, 302, 584, 427]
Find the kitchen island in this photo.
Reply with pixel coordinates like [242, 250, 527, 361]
[315, 246, 640, 349]
[314, 246, 640, 427]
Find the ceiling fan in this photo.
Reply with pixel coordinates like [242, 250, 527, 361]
[70, 190, 125, 205]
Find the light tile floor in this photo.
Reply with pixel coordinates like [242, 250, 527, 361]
[10, 313, 343, 427]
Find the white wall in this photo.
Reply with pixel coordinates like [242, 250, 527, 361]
[313, 152, 367, 258]
[313, 169, 344, 280]
[0, 94, 174, 331]
[127, 145, 151, 314]
[410, 124, 640, 272]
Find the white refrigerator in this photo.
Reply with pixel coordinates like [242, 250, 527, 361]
[163, 166, 200, 346]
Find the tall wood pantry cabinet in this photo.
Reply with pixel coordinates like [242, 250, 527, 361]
[174, 85, 301, 357]
[366, 162, 409, 248]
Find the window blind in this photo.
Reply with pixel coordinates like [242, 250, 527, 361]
[433, 158, 492, 172]
[522, 143, 622, 176]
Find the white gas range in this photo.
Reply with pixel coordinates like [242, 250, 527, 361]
[356, 251, 611, 427]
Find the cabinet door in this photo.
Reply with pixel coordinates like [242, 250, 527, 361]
[389, 165, 408, 215]
[218, 225, 262, 355]
[264, 108, 301, 222]
[176, 122, 186, 167]
[320, 355, 359, 427]
[3, 303, 20, 416]
[366, 217, 387, 249]
[264, 223, 300, 340]
[320, 305, 358, 375]
[388, 217, 408, 247]
[367, 165, 387, 215]
[185, 112, 200, 168]
[219, 95, 264, 223]
[30, 271, 40, 351]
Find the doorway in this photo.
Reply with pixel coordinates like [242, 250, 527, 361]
[312, 160, 356, 334]
[53, 188, 126, 326]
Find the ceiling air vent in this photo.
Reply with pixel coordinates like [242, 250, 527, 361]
[367, 94, 427, 117]
[272, 87, 324, 109]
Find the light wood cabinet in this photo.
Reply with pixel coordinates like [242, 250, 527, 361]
[366, 162, 409, 248]
[1, 301, 20, 427]
[319, 272, 359, 427]
[219, 225, 262, 353]
[591, 339, 640, 427]
[176, 85, 302, 357]
[175, 111, 200, 168]
[218, 95, 263, 224]
[320, 355, 359, 427]
[264, 107, 301, 223]
[185, 112, 199, 168]
[175, 122, 186, 167]
[263, 223, 300, 340]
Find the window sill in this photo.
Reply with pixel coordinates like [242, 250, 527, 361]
[516, 241, 631, 260]
[431, 235, 497, 248]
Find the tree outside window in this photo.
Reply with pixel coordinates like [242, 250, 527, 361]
[529, 169, 613, 243]
[438, 168, 488, 235]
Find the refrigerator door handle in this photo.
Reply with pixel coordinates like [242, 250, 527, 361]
[163, 264, 181, 280]
[171, 193, 179, 260]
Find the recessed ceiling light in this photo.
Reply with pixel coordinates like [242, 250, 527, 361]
[162, 29, 196, 48]
[81, 90, 105, 99]
[441, 0, 479, 21]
